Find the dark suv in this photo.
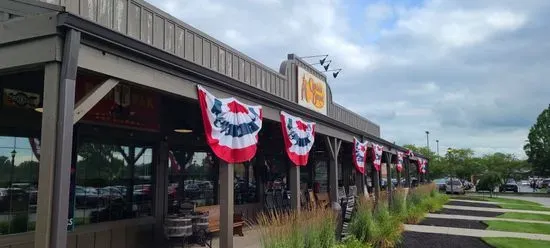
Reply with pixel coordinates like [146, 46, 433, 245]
[499, 179, 519, 193]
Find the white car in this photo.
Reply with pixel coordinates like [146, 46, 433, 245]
[446, 179, 465, 195]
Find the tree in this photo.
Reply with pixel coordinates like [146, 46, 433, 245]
[402, 144, 444, 179]
[524, 104, 550, 176]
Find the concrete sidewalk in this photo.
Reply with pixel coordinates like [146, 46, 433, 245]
[404, 224, 550, 241]
[443, 205, 550, 215]
[188, 228, 261, 248]
[427, 213, 550, 225]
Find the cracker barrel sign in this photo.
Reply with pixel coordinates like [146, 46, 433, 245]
[297, 67, 327, 115]
[75, 75, 160, 131]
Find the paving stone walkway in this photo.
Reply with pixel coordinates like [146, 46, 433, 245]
[404, 224, 550, 241]
[427, 213, 550, 225]
[443, 205, 550, 215]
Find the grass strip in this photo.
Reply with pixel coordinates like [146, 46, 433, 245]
[499, 204, 550, 212]
[484, 220, 550, 235]
[498, 212, 550, 222]
[453, 196, 541, 206]
[483, 237, 550, 248]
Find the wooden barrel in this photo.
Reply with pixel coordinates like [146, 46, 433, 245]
[164, 218, 193, 238]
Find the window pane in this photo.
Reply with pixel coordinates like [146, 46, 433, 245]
[234, 163, 258, 205]
[314, 160, 329, 193]
[75, 143, 153, 225]
[0, 136, 39, 235]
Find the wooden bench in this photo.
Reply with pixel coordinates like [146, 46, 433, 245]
[316, 192, 330, 209]
[196, 205, 245, 237]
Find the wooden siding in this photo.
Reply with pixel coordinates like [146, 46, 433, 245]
[0, 218, 154, 248]
[36, 0, 380, 137]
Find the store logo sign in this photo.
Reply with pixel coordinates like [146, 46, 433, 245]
[3, 89, 40, 109]
[297, 67, 327, 115]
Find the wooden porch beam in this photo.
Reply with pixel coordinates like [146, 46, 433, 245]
[73, 78, 119, 124]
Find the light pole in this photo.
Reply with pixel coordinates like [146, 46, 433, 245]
[447, 148, 453, 194]
[9, 149, 16, 188]
[436, 140, 440, 157]
[425, 131, 430, 151]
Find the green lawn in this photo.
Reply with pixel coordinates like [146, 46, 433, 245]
[498, 212, 550, 222]
[453, 196, 550, 211]
[484, 220, 550, 235]
[499, 204, 550, 212]
[483, 237, 550, 248]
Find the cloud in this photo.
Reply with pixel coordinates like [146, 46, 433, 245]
[146, 0, 550, 158]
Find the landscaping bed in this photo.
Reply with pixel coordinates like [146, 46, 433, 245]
[436, 208, 502, 217]
[419, 217, 488, 230]
[447, 200, 502, 208]
[400, 232, 492, 248]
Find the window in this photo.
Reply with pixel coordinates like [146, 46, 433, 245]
[314, 160, 329, 193]
[234, 162, 258, 205]
[168, 151, 217, 213]
[0, 137, 39, 235]
[75, 142, 153, 225]
[263, 154, 288, 191]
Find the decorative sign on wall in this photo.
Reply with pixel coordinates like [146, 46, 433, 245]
[372, 143, 384, 171]
[297, 67, 327, 115]
[352, 137, 368, 174]
[280, 111, 315, 166]
[2, 89, 40, 109]
[75, 75, 160, 131]
[197, 85, 263, 163]
[396, 152, 404, 172]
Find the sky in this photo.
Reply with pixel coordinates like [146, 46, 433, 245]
[144, 0, 550, 158]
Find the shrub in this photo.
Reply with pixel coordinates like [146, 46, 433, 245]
[372, 203, 403, 248]
[349, 199, 376, 244]
[258, 207, 336, 248]
[334, 237, 372, 248]
[390, 191, 407, 221]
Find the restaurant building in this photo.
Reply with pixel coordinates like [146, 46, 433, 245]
[0, 1, 427, 248]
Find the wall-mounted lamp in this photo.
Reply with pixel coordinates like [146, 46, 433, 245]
[325, 69, 342, 78]
[310, 60, 332, 71]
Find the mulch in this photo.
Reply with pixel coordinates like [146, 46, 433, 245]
[447, 200, 502, 209]
[435, 208, 503, 217]
[400, 232, 493, 248]
[419, 217, 488, 230]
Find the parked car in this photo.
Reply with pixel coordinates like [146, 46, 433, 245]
[499, 179, 519, 193]
[462, 180, 473, 190]
[0, 188, 29, 212]
[75, 186, 102, 209]
[541, 179, 550, 188]
[446, 179, 465, 194]
[434, 179, 447, 191]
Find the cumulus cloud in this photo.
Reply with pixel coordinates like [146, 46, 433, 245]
[146, 0, 550, 158]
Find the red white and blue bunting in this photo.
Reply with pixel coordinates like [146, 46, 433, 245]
[418, 158, 427, 174]
[280, 111, 315, 166]
[352, 138, 368, 174]
[372, 143, 384, 171]
[197, 85, 263, 163]
[396, 151, 404, 173]
[406, 149, 414, 158]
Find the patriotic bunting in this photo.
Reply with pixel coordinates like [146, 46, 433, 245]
[352, 138, 368, 174]
[396, 151, 404, 172]
[372, 143, 384, 171]
[418, 158, 427, 174]
[197, 85, 263, 163]
[280, 111, 315, 166]
[406, 149, 414, 158]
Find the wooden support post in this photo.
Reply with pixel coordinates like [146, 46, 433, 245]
[325, 136, 342, 205]
[405, 158, 411, 188]
[385, 153, 393, 207]
[372, 161, 380, 203]
[290, 165, 300, 212]
[219, 162, 234, 248]
[35, 29, 80, 248]
[154, 140, 169, 241]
